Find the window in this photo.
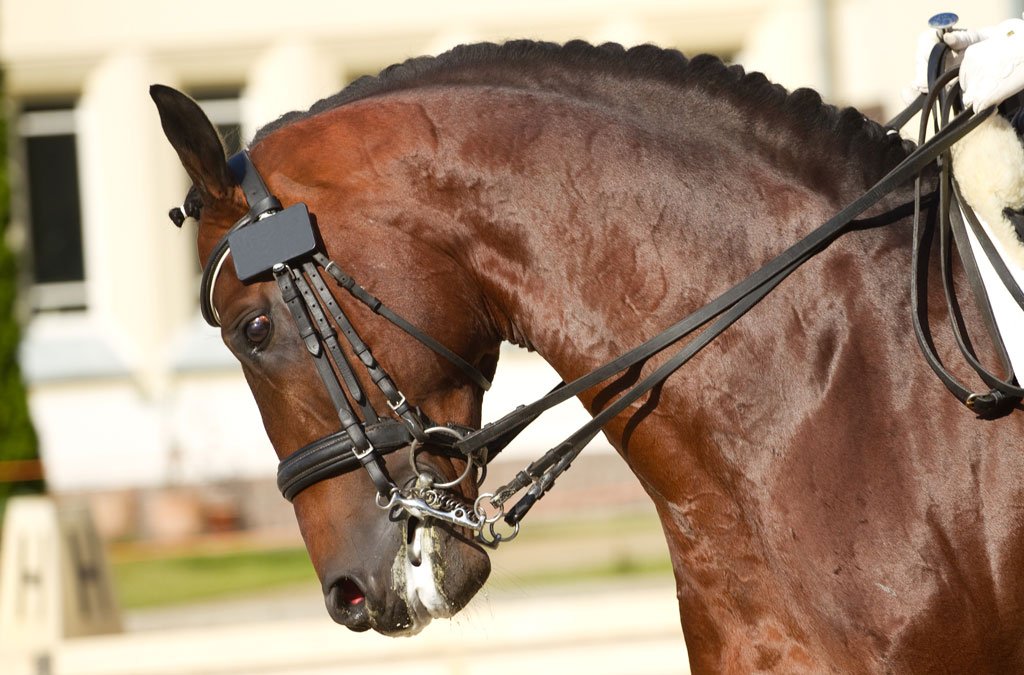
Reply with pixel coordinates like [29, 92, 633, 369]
[18, 102, 86, 311]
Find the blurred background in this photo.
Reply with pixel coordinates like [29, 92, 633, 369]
[0, 1, 1017, 673]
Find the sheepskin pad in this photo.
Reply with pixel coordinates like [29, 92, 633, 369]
[951, 113, 1024, 378]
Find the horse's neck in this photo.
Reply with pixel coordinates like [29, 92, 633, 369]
[339, 87, 917, 440]
[434, 104, 896, 407]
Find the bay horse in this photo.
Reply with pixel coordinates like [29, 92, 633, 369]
[151, 41, 1024, 672]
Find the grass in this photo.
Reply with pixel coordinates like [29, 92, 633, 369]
[109, 510, 671, 610]
[111, 546, 317, 609]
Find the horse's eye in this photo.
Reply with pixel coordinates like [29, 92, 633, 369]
[244, 315, 272, 346]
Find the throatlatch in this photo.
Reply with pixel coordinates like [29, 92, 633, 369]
[174, 42, 1020, 549]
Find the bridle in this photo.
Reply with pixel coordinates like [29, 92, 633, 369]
[191, 151, 519, 545]
[176, 47, 1021, 549]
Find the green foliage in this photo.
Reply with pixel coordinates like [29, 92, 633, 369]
[111, 547, 317, 609]
[108, 510, 672, 610]
[0, 70, 45, 513]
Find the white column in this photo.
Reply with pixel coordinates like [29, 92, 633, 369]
[735, 0, 823, 93]
[77, 51, 193, 395]
[243, 40, 342, 143]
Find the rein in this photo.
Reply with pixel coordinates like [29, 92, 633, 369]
[177, 57, 1019, 548]
[909, 63, 1024, 409]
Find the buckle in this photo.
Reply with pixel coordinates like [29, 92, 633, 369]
[387, 392, 408, 412]
[353, 440, 377, 461]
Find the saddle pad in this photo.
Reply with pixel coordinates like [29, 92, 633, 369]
[962, 206, 1024, 378]
[952, 113, 1024, 380]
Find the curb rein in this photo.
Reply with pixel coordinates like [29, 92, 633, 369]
[174, 54, 1019, 549]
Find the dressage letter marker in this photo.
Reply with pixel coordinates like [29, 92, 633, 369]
[0, 496, 121, 654]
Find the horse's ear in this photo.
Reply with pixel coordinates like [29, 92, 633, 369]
[150, 84, 234, 200]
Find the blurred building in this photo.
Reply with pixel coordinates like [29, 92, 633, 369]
[0, 0, 1017, 537]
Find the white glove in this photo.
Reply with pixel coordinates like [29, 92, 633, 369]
[944, 18, 1024, 51]
[945, 18, 1024, 110]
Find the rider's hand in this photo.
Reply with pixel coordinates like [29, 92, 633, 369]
[949, 20, 1024, 110]
[943, 18, 1024, 51]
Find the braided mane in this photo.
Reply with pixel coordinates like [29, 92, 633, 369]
[253, 40, 912, 183]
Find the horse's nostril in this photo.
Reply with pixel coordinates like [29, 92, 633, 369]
[326, 578, 370, 631]
[336, 578, 365, 606]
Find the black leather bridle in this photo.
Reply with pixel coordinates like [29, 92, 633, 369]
[175, 51, 1021, 546]
[194, 151, 504, 538]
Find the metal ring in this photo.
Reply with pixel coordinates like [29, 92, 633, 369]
[409, 444, 476, 489]
[473, 493, 505, 525]
[375, 489, 398, 510]
[488, 518, 521, 544]
[423, 426, 467, 441]
[477, 518, 520, 547]
[407, 426, 475, 489]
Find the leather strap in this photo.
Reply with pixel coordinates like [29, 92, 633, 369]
[885, 93, 926, 132]
[275, 266, 396, 495]
[278, 421, 412, 501]
[504, 256, 798, 524]
[293, 265, 378, 423]
[956, 182, 1024, 311]
[943, 178, 1021, 397]
[303, 262, 425, 438]
[228, 152, 282, 220]
[907, 62, 1022, 414]
[945, 192, 1017, 386]
[277, 420, 474, 501]
[315, 252, 492, 391]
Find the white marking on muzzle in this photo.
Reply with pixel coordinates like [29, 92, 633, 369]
[406, 520, 451, 617]
[390, 518, 452, 636]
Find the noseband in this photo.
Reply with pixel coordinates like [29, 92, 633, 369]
[178, 55, 1020, 547]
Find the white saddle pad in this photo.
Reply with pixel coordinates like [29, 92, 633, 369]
[962, 207, 1024, 378]
[951, 113, 1024, 381]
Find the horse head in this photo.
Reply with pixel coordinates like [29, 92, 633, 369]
[151, 85, 498, 635]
